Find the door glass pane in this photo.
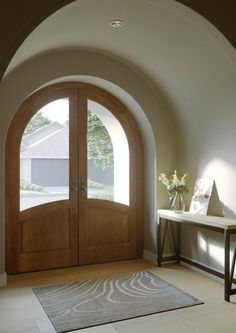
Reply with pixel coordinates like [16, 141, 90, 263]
[20, 99, 69, 211]
[87, 100, 129, 205]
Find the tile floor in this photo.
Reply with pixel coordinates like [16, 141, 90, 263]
[0, 259, 236, 333]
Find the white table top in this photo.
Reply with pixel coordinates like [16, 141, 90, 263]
[158, 209, 236, 230]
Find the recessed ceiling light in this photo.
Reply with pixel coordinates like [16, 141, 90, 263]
[110, 19, 124, 28]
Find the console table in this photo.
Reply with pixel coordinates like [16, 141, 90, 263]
[157, 209, 236, 302]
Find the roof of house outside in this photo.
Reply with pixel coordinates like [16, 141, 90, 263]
[20, 122, 68, 159]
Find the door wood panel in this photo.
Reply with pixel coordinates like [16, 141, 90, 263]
[18, 202, 76, 272]
[20, 205, 70, 253]
[79, 200, 136, 264]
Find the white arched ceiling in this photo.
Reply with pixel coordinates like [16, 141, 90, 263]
[5, 0, 236, 77]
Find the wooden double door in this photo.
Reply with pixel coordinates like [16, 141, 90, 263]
[6, 83, 143, 273]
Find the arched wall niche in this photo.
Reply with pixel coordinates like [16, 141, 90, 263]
[0, 49, 176, 275]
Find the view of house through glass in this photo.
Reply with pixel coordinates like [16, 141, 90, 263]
[87, 100, 129, 205]
[20, 99, 69, 211]
[20, 98, 130, 210]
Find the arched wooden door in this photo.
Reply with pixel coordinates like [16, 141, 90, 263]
[5, 83, 143, 273]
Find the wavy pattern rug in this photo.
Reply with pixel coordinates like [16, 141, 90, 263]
[33, 271, 203, 333]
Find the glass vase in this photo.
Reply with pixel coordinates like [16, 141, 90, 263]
[169, 196, 174, 209]
[172, 192, 185, 213]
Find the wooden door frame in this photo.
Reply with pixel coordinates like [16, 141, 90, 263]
[5, 82, 143, 273]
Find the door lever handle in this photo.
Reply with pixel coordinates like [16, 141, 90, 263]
[79, 178, 87, 196]
[70, 178, 78, 196]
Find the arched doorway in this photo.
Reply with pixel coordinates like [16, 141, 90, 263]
[5, 82, 143, 273]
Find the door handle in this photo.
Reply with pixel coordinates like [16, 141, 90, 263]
[79, 177, 87, 196]
[70, 178, 78, 196]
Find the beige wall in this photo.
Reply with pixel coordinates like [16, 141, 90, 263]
[176, 43, 236, 272]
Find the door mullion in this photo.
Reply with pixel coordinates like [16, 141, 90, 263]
[78, 88, 88, 264]
[69, 89, 80, 265]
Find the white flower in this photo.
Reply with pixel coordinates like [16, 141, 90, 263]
[158, 170, 188, 196]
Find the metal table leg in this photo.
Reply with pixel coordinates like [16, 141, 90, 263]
[176, 223, 181, 264]
[230, 241, 236, 289]
[224, 229, 230, 302]
[157, 217, 162, 266]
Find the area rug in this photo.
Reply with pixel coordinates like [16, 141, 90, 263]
[33, 271, 203, 333]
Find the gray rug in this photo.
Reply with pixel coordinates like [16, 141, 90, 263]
[33, 271, 203, 333]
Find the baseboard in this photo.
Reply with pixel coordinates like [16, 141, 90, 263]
[180, 255, 226, 284]
[144, 250, 236, 284]
[0, 272, 7, 287]
[143, 250, 177, 265]
[161, 253, 178, 264]
[143, 250, 157, 265]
